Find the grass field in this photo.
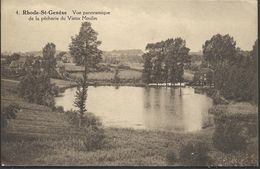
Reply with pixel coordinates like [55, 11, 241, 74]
[1, 79, 258, 166]
[50, 78, 77, 88]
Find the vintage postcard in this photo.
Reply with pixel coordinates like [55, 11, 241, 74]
[1, 0, 258, 166]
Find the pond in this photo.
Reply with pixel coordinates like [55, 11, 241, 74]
[55, 86, 213, 132]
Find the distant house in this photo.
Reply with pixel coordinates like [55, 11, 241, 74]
[194, 68, 214, 86]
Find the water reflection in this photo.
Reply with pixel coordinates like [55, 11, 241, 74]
[55, 86, 213, 132]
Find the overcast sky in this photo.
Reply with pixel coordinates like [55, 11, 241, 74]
[1, 0, 257, 52]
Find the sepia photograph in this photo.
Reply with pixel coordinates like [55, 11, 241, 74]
[1, 0, 258, 166]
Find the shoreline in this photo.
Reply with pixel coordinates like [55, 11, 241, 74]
[57, 80, 199, 92]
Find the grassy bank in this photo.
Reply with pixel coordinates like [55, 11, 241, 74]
[1, 79, 258, 166]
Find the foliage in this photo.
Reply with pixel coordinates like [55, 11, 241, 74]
[179, 141, 212, 166]
[203, 34, 236, 69]
[142, 53, 152, 83]
[69, 22, 102, 66]
[64, 110, 105, 151]
[42, 43, 57, 77]
[18, 71, 58, 107]
[203, 35, 258, 103]
[56, 51, 67, 61]
[142, 38, 190, 84]
[83, 126, 105, 151]
[5, 53, 21, 64]
[1, 103, 21, 128]
[74, 72, 88, 128]
[212, 113, 251, 153]
[166, 151, 177, 165]
[54, 106, 64, 113]
[65, 110, 102, 128]
[71, 22, 103, 128]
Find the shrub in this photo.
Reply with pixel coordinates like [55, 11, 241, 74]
[18, 72, 58, 107]
[65, 110, 102, 128]
[179, 141, 212, 166]
[64, 110, 79, 125]
[64, 110, 105, 151]
[213, 116, 250, 153]
[83, 126, 105, 151]
[166, 151, 177, 165]
[55, 106, 64, 113]
[1, 103, 21, 128]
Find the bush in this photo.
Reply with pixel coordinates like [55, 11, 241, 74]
[55, 106, 64, 113]
[179, 141, 212, 166]
[64, 110, 105, 151]
[1, 103, 21, 128]
[213, 115, 250, 153]
[64, 110, 79, 125]
[18, 71, 58, 107]
[65, 110, 102, 128]
[83, 126, 105, 151]
[166, 151, 177, 165]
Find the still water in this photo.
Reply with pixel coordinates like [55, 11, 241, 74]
[55, 86, 213, 132]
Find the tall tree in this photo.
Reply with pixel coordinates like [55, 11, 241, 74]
[142, 53, 153, 83]
[42, 43, 57, 77]
[202, 34, 236, 69]
[74, 71, 88, 128]
[202, 34, 236, 89]
[71, 22, 102, 128]
[69, 22, 102, 66]
[142, 38, 190, 86]
[249, 39, 258, 103]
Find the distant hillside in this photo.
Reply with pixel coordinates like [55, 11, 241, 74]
[189, 51, 203, 63]
[2, 49, 144, 64]
[1, 50, 67, 57]
[102, 49, 144, 64]
[189, 51, 203, 56]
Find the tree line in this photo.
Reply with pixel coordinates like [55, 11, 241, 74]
[142, 34, 258, 103]
[202, 34, 258, 103]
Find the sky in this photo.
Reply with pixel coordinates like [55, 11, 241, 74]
[1, 0, 258, 53]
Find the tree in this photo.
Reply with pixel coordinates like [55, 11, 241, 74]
[202, 34, 237, 90]
[71, 22, 102, 128]
[142, 38, 190, 86]
[18, 71, 58, 107]
[69, 22, 102, 66]
[6, 53, 21, 64]
[1, 103, 21, 129]
[202, 34, 236, 69]
[203, 35, 258, 102]
[32, 57, 41, 74]
[56, 51, 67, 61]
[142, 53, 152, 83]
[74, 72, 88, 128]
[165, 38, 190, 86]
[249, 39, 258, 103]
[42, 43, 57, 77]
